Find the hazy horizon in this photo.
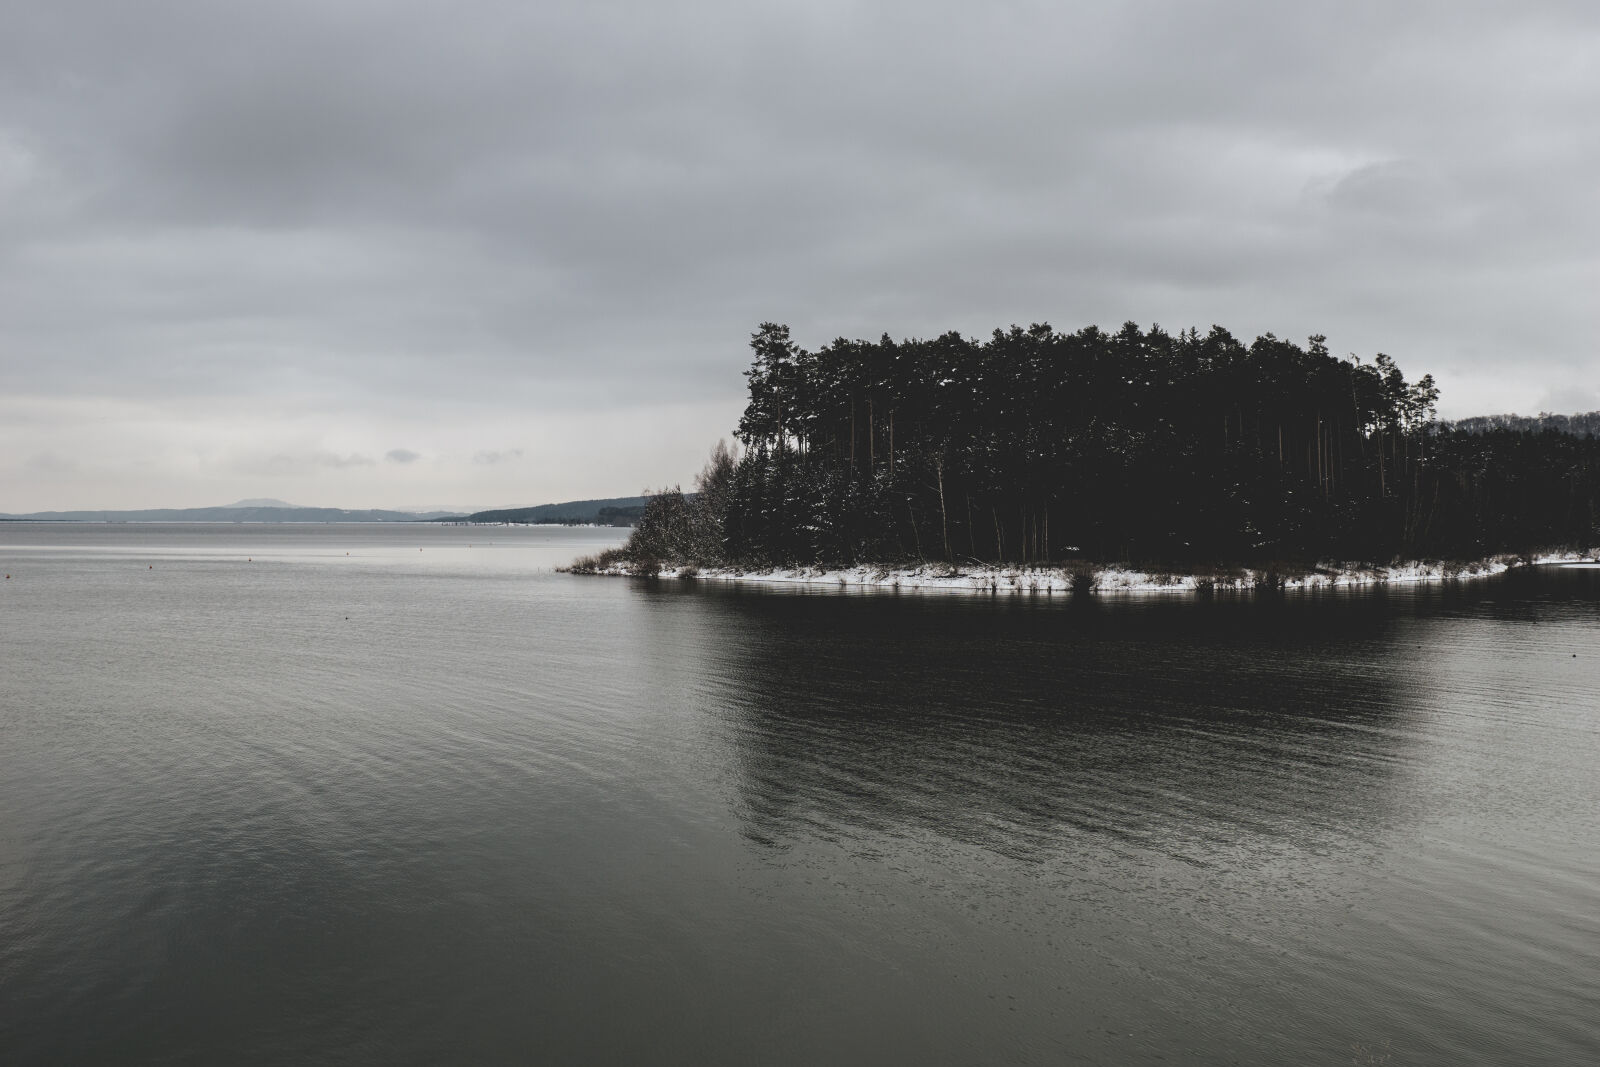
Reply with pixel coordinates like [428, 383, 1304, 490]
[0, 493, 649, 516]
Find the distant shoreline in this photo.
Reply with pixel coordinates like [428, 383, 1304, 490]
[0, 495, 644, 525]
[0, 518, 621, 527]
[0, 518, 444, 525]
[566, 552, 1595, 594]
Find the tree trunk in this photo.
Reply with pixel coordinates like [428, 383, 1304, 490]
[1378, 432, 1386, 497]
[936, 459, 951, 561]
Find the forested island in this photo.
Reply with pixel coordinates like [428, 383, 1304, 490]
[574, 322, 1599, 588]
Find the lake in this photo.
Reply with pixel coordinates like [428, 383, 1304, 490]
[2, 523, 1597, 1065]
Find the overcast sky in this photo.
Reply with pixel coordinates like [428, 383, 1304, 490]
[3, 0, 1597, 510]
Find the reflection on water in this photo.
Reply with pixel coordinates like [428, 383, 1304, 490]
[698, 591, 1416, 868]
[2, 527, 1597, 1065]
[645, 576, 1600, 1065]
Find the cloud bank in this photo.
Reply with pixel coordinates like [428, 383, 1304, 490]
[3, 0, 1597, 508]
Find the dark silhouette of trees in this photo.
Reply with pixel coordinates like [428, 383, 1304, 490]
[621, 322, 1599, 570]
[621, 440, 743, 571]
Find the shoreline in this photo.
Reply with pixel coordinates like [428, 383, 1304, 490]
[568, 552, 1595, 594]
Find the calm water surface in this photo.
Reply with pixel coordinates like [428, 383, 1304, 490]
[2, 524, 1597, 1065]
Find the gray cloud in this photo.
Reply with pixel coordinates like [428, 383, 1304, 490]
[473, 449, 523, 465]
[385, 449, 421, 465]
[3, 1, 1599, 508]
[235, 451, 376, 477]
[26, 451, 79, 474]
[318, 452, 376, 468]
[1537, 384, 1600, 415]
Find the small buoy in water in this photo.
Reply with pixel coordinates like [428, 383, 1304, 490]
[149, 565, 153, 570]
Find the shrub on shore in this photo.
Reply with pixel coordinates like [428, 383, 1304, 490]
[563, 546, 630, 574]
[579, 441, 740, 575]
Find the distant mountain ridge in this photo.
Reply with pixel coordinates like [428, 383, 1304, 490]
[0, 495, 652, 524]
[460, 496, 650, 525]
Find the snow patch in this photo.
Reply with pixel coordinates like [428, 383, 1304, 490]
[573, 553, 1594, 594]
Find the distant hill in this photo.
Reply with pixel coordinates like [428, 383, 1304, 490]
[460, 496, 650, 526]
[0, 504, 457, 523]
[0, 494, 657, 525]
[1438, 410, 1600, 436]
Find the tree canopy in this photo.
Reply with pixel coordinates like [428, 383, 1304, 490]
[617, 321, 1599, 571]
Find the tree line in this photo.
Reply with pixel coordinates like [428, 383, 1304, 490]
[596, 321, 1599, 572]
[1439, 410, 1600, 437]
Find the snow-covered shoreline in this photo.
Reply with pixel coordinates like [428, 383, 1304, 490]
[569, 552, 1594, 594]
